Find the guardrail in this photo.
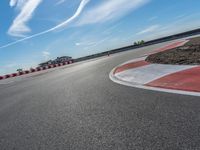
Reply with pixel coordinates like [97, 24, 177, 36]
[74, 28, 200, 62]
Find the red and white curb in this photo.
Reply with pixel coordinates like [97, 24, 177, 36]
[110, 40, 200, 97]
[0, 60, 74, 80]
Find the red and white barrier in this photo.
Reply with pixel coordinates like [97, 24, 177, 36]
[0, 60, 74, 80]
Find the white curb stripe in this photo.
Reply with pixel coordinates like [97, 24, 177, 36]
[110, 39, 200, 97]
[110, 71, 200, 97]
[115, 64, 194, 85]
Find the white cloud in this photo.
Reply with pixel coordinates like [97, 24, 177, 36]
[8, 0, 43, 37]
[56, 0, 66, 5]
[5, 63, 18, 68]
[1, 0, 90, 49]
[136, 25, 160, 35]
[136, 13, 200, 41]
[175, 14, 188, 20]
[77, 0, 149, 25]
[42, 51, 51, 60]
[75, 41, 95, 46]
[9, 0, 18, 7]
[46, 0, 89, 31]
[9, 0, 28, 10]
[83, 36, 112, 50]
[102, 22, 122, 35]
[148, 16, 158, 21]
[75, 42, 81, 46]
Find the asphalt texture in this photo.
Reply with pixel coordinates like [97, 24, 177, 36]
[0, 41, 200, 150]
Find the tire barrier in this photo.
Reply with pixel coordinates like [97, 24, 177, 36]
[0, 61, 74, 80]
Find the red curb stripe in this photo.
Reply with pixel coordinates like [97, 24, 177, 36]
[146, 66, 200, 92]
[114, 60, 150, 74]
[155, 41, 187, 53]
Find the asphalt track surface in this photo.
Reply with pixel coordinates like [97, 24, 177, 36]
[1, 40, 200, 150]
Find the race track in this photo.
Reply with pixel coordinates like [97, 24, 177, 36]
[0, 40, 200, 150]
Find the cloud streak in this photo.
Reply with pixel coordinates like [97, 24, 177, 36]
[136, 13, 200, 41]
[136, 25, 160, 35]
[10, 0, 29, 10]
[1, 0, 90, 49]
[56, 0, 66, 6]
[8, 0, 43, 37]
[42, 51, 50, 60]
[9, 0, 18, 7]
[77, 0, 149, 25]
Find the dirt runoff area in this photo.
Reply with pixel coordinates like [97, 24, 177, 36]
[146, 37, 200, 65]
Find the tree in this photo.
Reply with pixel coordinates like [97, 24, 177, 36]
[140, 40, 145, 45]
[134, 42, 138, 45]
[134, 40, 145, 45]
[17, 68, 23, 72]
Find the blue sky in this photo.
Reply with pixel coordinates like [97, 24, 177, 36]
[0, 0, 200, 75]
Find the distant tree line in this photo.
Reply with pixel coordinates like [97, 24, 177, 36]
[134, 40, 145, 46]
